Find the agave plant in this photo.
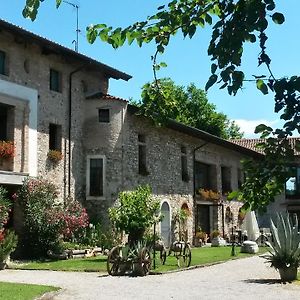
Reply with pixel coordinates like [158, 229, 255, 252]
[265, 212, 300, 270]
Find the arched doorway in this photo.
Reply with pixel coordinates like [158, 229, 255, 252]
[160, 201, 171, 247]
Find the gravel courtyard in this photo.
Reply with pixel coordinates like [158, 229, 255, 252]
[0, 256, 300, 300]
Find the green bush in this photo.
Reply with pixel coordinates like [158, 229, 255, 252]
[0, 230, 18, 262]
[109, 185, 160, 245]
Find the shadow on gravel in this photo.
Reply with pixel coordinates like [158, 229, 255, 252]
[243, 279, 283, 285]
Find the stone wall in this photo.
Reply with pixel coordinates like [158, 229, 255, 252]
[82, 103, 247, 243]
[0, 29, 109, 201]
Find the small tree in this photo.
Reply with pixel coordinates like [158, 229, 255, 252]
[109, 185, 160, 246]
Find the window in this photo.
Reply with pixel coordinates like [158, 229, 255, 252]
[49, 123, 62, 151]
[138, 134, 148, 175]
[195, 162, 211, 190]
[87, 156, 105, 198]
[0, 50, 6, 75]
[286, 167, 300, 197]
[221, 166, 231, 194]
[0, 104, 8, 140]
[98, 109, 110, 123]
[50, 68, 62, 92]
[181, 146, 189, 182]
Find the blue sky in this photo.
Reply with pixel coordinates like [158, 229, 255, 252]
[1, 1, 299, 137]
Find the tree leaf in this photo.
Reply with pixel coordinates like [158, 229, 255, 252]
[256, 79, 269, 95]
[56, 0, 62, 9]
[272, 12, 285, 24]
[205, 74, 218, 91]
[227, 190, 239, 201]
[211, 63, 217, 74]
[254, 124, 273, 134]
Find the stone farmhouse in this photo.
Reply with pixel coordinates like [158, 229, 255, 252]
[0, 19, 263, 246]
[232, 138, 300, 227]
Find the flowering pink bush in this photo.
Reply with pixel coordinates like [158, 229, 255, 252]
[16, 178, 89, 258]
[0, 187, 17, 262]
[0, 187, 11, 237]
[59, 199, 89, 238]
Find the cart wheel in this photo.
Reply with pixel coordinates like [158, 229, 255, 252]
[178, 244, 191, 268]
[139, 247, 152, 276]
[160, 247, 167, 265]
[107, 246, 121, 276]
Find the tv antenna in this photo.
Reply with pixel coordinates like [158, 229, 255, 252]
[63, 1, 80, 52]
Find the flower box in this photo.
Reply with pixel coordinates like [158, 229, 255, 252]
[47, 150, 63, 163]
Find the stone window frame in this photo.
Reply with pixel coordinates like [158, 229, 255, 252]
[49, 68, 62, 92]
[86, 154, 106, 200]
[0, 79, 38, 177]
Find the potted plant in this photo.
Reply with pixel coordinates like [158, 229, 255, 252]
[0, 141, 14, 159]
[211, 229, 226, 247]
[195, 230, 208, 246]
[47, 149, 63, 163]
[264, 212, 300, 282]
[0, 141, 15, 171]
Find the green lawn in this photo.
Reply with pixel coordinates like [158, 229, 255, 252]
[11, 246, 268, 273]
[0, 282, 59, 300]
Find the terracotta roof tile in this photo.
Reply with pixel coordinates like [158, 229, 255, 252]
[85, 92, 128, 102]
[231, 137, 300, 155]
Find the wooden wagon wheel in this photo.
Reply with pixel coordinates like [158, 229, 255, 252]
[178, 243, 191, 268]
[107, 246, 121, 276]
[138, 247, 152, 276]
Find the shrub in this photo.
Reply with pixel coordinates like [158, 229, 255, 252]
[109, 185, 160, 245]
[0, 187, 11, 231]
[0, 187, 17, 263]
[16, 178, 89, 258]
[59, 197, 89, 240]
[265, 212, 300, 269]
[0, 230, 18, 262]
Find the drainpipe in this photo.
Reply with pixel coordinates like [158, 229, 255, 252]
[64, 65, 86, 202]
[193, 142, 208, 237]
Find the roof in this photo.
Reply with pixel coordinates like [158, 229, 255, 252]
[86, 92, 128, 102]
[231, 138, 265, 154]
[127, 105, 263, 159]
[232, 137, 300, 155]
[0, 19, 132, 81]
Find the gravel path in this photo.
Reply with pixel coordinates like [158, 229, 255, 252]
[0, 256, 300, 299]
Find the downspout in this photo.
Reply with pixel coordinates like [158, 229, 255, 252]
[121, 103, 127, 190]
[193, 142, 208, 236]
[64, 65, 87, 202]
